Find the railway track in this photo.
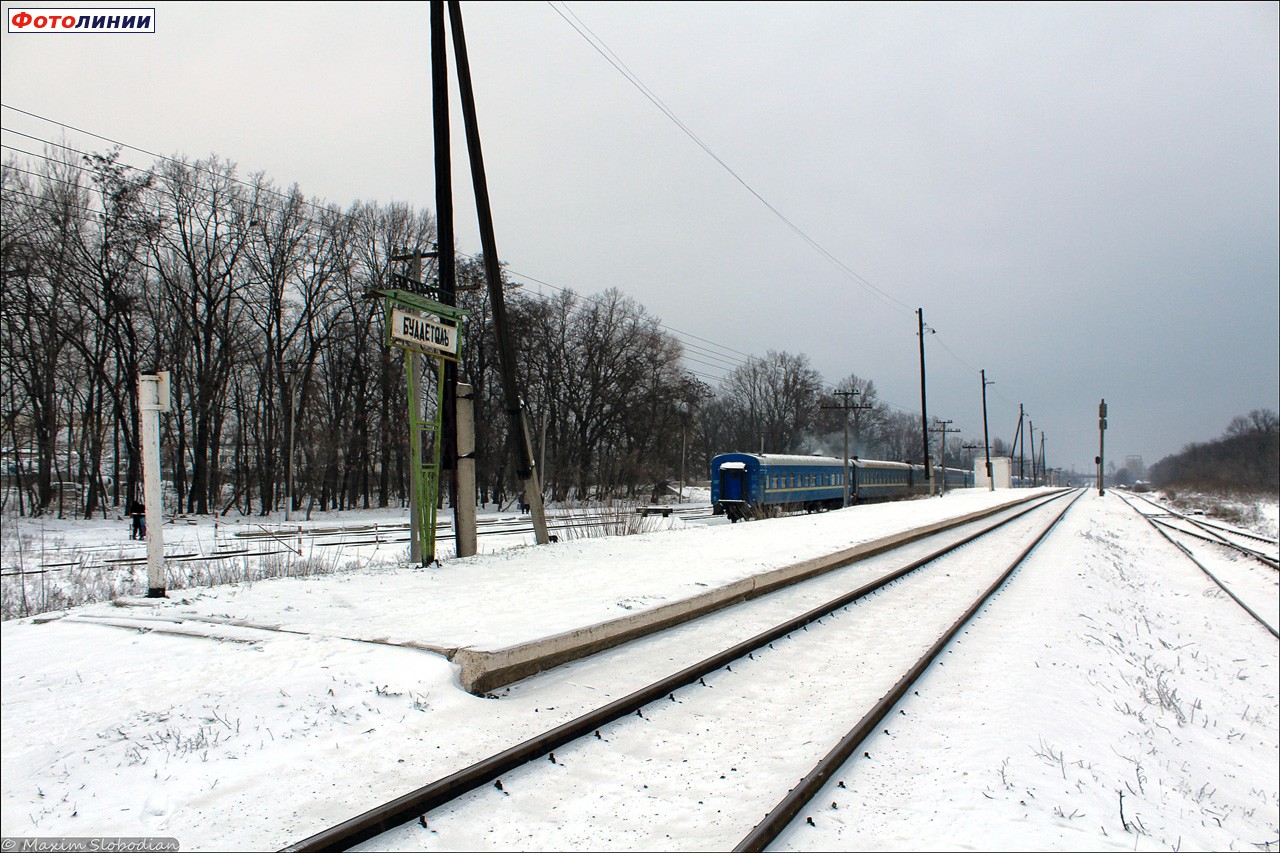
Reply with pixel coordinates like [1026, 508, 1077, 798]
[282, 489, 1081, 852]
[1118, 492, 1278, 638]
[0, 505, 714, 577]
[1121, 491, 1278, 569]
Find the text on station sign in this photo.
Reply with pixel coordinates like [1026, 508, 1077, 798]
[391, 307, 457, 355]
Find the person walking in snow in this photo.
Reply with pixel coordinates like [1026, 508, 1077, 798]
[130, 499, 146, 540]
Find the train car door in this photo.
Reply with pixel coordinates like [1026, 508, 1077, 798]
[719, 462, 748, 503]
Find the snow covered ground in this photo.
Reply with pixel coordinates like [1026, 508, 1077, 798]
[1, 488, 1276, 851]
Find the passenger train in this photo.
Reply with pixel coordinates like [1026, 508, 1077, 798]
[711, 452, 972, 522]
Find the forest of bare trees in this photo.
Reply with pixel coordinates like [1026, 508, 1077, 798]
[1, 146, 980, 519]
[1148, 409, 1279, 495]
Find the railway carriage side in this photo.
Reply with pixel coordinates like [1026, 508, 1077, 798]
[713, 454, 848, 520]
[852, 459, 916, 502]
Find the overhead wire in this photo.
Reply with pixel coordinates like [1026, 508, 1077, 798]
[2, 124, 752, 386]
[2, 82, 996, 444]
[548, 1, 913, 317]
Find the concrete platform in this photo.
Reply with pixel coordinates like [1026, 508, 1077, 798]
[451, 491, 1046, 692]
[16, 489, 1053, 696]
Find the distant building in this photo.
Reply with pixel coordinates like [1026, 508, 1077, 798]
[974, 456, 1013, 489]
[1125, 455, 1145, 479]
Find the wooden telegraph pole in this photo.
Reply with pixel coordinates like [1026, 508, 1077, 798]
[980, 370, 994, 491]
[445, 0, 550, 544]
[822, 390, 871, 507]
[930, 419, 958, 492]
[917, 309, 934, 494]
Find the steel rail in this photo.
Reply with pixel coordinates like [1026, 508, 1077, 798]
[732, 489, 1084, 852]
[1148, 516, 1279, 570]
[1124, 492, 1278, 562]
[1193, 516, 1278, 547]
[281, 490, 1073, 852]
[1119, 495, 1278, 639]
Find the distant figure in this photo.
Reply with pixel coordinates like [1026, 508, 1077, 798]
[519, 500, 530, 514]
[129, 500, 146, 540]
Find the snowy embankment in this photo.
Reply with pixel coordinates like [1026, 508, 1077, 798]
[1, 489, 1276, 851]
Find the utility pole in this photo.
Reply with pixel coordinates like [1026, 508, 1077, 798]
[448, 0, 550, 545]
[1097, 399, 1107, 496]
[285, 368, 296, 522]
[962, 442, 980, 479]
[929, 419, 957, 492]
[1011, 404, 1025, 483]
[822, 390, 871, 507]
[431, 0, 472, 555]
[454, 382, 478, 557]
[138, 372, 170, 598]
[1028, 419, 1037, 486]
[917, 309, 934, 494]
[1040, 432, 1047, 488]
[980, 370, 994, 491]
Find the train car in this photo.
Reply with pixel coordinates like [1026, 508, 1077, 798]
[937, 466, 974, 490]
[711, 453, 930, 521]
[711, 453, 847, 521]
[851, 458, 918, 502]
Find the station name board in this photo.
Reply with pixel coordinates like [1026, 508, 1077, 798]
[390, 307, 458, 356]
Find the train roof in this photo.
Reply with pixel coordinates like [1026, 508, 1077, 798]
[712, 453, 920, 470]
[712, 453, 844, 467]
[852, 459, 917, 470]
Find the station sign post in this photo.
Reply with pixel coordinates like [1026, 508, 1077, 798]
[373, 289, 466, 565]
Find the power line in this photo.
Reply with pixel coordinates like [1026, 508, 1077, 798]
[3, 109, 1021, 439]
[548, 1, 914, 316]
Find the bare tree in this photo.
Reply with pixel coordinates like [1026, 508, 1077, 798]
[720, 350, 822, 454]
[150, 155, 261, 514]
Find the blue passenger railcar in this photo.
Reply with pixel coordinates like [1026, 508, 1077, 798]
[851, 459, 918, 500]
[712, 453, 848, 521]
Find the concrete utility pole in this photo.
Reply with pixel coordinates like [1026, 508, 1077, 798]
[917, 309, 935, 494]
[454, 383, 478, 557]
[981, 370, 994, 491]
[930, 419, 957, 492]
[822, 390, 871, 507]
[138, 372, 169, 598]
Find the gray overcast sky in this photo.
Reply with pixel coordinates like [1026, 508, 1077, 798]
[3, 1, 1277, 474]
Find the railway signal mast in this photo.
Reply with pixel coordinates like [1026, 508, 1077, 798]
[1097, 399, 1107, 496]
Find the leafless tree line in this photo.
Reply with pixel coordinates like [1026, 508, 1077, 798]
[1, 145, 983, 519]
[1148, 409, 1279, 494]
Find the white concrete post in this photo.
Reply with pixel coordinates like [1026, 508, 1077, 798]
[138, 372, 170, 598]
[455, 383, 478, 557]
